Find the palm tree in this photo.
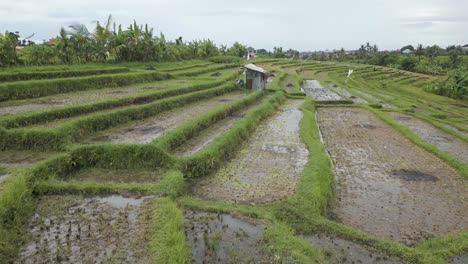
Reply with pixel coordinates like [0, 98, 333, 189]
[415, 44, 424, 62]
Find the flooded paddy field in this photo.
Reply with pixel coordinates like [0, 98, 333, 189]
[85, 92, 248, 144]
[328, 84, 368, 104]
[191, 99, 308, 204]
[302, 80, 342, 100]
[301, 234, 402, 264]
[317, 107, 468, 245]
[348, 88, 395, 108]
[16, 195, 154, 264]
[0, 79, 193, 118]
[173, 94, 271, 156]
[388, 112, 468, 163]
[184, 210, 272, 263]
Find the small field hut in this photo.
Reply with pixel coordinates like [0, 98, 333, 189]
[243, 64, 270, 90]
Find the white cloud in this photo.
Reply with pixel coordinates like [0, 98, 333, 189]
[0, 0, 467, 50]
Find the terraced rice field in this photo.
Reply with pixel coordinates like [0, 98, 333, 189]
[1, 59, 467, 263]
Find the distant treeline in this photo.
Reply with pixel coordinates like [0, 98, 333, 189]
[0, 15, 249, 66]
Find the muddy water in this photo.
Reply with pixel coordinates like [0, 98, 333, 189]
[388, 112, 468, 163]
[328, 85, 368, 104]
[349, 88, 395, 108]
[191, 99, 308, 204]
[301, 235, 402, 264]
[16, 195, 153, 264]
[302, 80, 342, 100]
[0, 79, 191, 117]
[184, 210, 272, 263]
[174, 95, 271, 156]
[85, 92, 248, 144]
[317, 108, 468, 245]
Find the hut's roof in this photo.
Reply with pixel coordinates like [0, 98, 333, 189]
[243, 64, 268, 74]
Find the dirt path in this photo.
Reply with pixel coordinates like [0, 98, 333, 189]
[317, 107, 467, 245]
[85, 92, 248, 144]
[173, 95, 271, 156]
[388, 112, 468, 163]
[184, 210, 270, 263]
[16, 195, 153, 264]
[0, 79, 191, 117]
[191, 99, 308, 204]
[302, 80, 342, 100]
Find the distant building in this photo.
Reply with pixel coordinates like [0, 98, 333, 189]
[401, 49, 413, 54]
[462, 44, 468, 52]
[243, 64, 270, 90]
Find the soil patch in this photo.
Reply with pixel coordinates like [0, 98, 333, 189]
[302, 80, 342, 100]
[448, 255, 468, 264]
[184, 210, 272, 263]
[85, 92, 248, 144]
[301, 234, 402, 264]
[191, 99, 308, 204]
[317, 107, 468, 245]
[388, 112, 468, 163]
[16, 195, 154, 264]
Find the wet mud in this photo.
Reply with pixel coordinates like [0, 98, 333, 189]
[302, 234, 402, 264]
[317, 107, 468, 245]
[388, 112, 468, 163]
[302, 80, 342, 100]
[85, 92, 248, 144]
[191, 99, 308, 204]
[184, 210, 272, 263]
[16, 195, 154, 264]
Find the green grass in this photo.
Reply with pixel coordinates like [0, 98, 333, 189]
[150, 198, 191, 263]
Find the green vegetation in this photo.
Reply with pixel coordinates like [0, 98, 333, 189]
[0, 58, 466, 263]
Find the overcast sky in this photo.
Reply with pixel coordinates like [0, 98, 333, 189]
[1, 0, 467, 51]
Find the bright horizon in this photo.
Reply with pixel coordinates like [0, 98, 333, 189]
[1, 0, 467, 52]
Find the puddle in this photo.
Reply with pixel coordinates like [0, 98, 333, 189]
[191, 99, 308, 204]
[64, 168, 164, 183]
[184, 210, 272, 263]
[391, 169, 438, 182]
[301, 235, 402, 264]
[302, 80, 342, 100]
[85, 92, 248, 144]
[16, 195, 153, 264]
[353, 124, 377, 129]
[317, 107, 468, 245]
[329, 85, 368, 104]
[388, 112, 468, 163]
